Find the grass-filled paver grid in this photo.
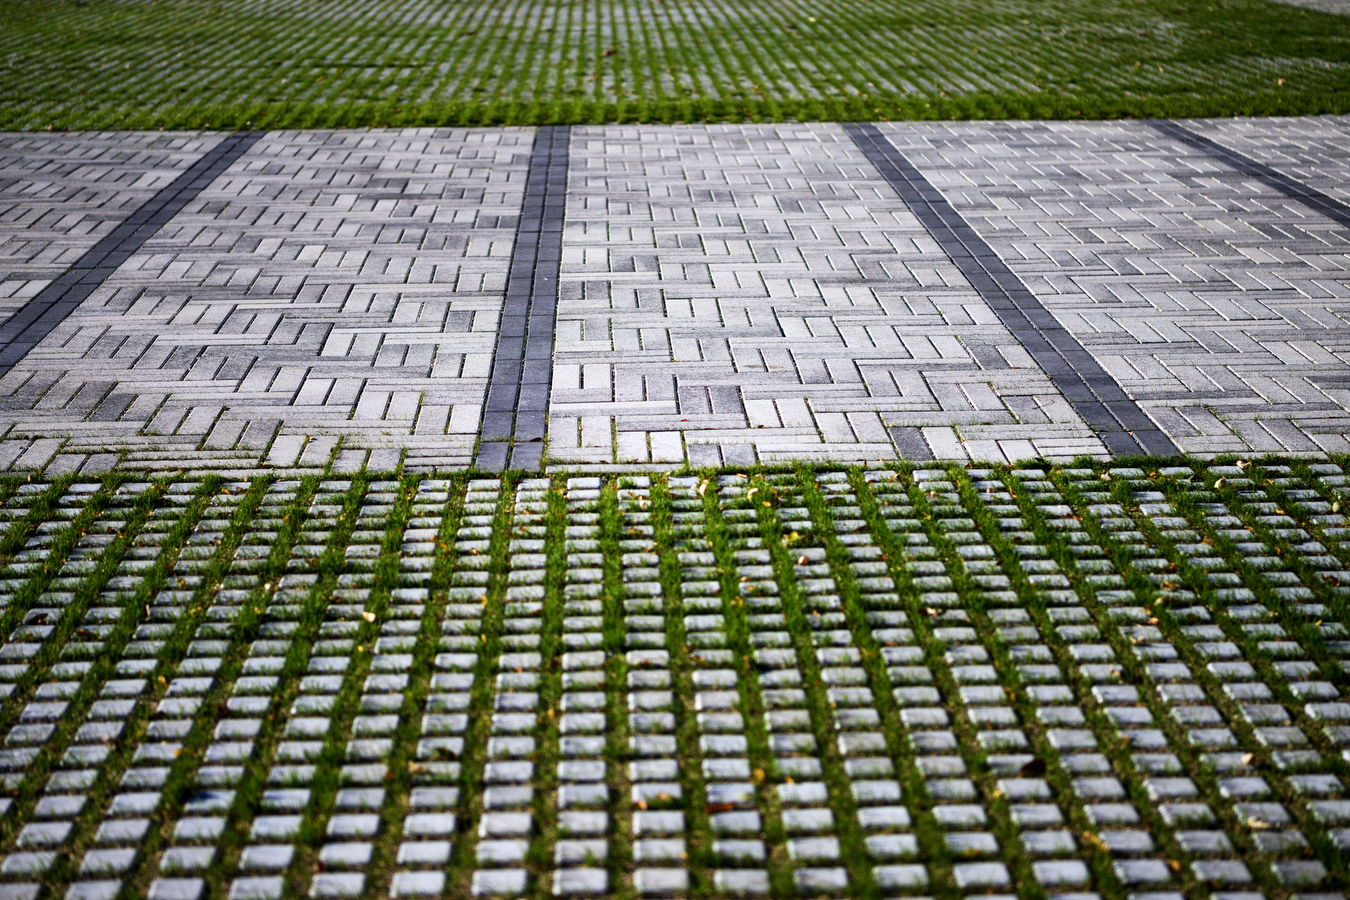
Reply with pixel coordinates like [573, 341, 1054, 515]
[0, 462, 1348, 899]
[2, 0, 1350, 131]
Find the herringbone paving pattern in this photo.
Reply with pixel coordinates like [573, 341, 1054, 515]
[1, 119, 1350, 472]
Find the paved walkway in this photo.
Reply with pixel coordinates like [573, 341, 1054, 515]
[2, 117, 1349, 474]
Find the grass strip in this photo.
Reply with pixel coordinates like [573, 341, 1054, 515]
[359, 475, 468, 898]
[3, 0, 1350, 129]
[21, 478, 220, 897]
[110, 477, 270, 898]
[701, 473, 794, 898]
[441, 475, 517, 898]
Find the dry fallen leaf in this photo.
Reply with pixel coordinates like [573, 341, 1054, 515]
[706, 802, 736, 814]
[1018, 758, 1047, 777]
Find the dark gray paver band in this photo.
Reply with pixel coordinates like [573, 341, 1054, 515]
[1150, 119, 1350, 229]
[0, 130, 263, 376]
[844, 122, 1181, 458]
[474, 125, 570, 473]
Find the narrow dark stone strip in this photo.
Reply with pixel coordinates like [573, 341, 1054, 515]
[843, 122, 1179, 458]
[474, 124, 570, 473]
[0, 130, 264, 375]
[1149, 119, 1350, 229]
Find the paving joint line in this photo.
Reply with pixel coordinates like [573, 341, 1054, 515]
[0, 130, 265, 377]
[474, 126, 570, 474]
[841, 122, 1180, 460]
[1148, 119, 1350, 230]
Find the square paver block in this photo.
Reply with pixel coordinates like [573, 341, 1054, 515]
[632, 812, 684, 836]
[250, 817, 301, 841]
[633, 869, 688, 894]
[79, 850, 137, 876]
[873, 865, 928, 890]
[1114, 860, 1172, 884]
[4, 852, 57, 876]
[953, 863, 1010, 888]
[794, 868, 849, 893]
[148, 879, 205, 900]
[1191, 861, 1252, 884]
[65, 883, 120, 900]
[1034, 861, 1090, 886]
[327, 815, 379, 838]
[397, 842, 453, 866]
[160, 848, 216, 873]
[1272, 861, 1327, 886]
[403, 814, 455, 837]
[865, 834, 919, 861]
[712, 870, 769, 895]
[239, 847, 294, 871]
[16, 822, 72, 847]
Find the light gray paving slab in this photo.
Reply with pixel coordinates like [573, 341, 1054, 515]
[1184, 115, 1350, 207]
[0, 132, 225, 327]
[0, 128, 532, 473]
[550, 123, 1107, 468]
[878, 118, 1350, 457]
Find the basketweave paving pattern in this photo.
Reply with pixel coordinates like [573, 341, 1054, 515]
[552, 124, 1107, 469]
[876, 118, 1350, 459]
[1183, 117, 1350, 208]
[0, 132, 226, 338]
[0, 129, 530, 476]
[4, 120, 1350, 473]
[0, 463, 1348, 898]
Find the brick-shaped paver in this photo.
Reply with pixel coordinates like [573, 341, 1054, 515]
[551, 124, 1107, 468]
[0, 132, 224, 333]
[878, 118, 1350, 457]
[0, 461, 1346, 897]
[0, 129, 531, 474]
[3, 120, 1350, 470]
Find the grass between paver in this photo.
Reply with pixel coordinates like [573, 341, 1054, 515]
[2, 0, 1350, 130]
[4, 458, 1350, 899]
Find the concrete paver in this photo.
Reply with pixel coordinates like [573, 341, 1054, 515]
[0, 132, 224, 330]
[553, 124, 1105, 468]
[880, 117, 1350, 457]
[0, 462, 1346, 897]
[0, 129, 530, 474]
[0, 118, 1349, 470]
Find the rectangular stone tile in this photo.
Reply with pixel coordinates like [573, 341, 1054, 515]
[0, 132, 225, 326]
[880, 118, 1350, 457]
[0, 128, 532, 472]
[551, 124, 1106, 468]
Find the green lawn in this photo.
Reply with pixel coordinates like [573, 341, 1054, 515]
[2, 0, 1350, 129]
